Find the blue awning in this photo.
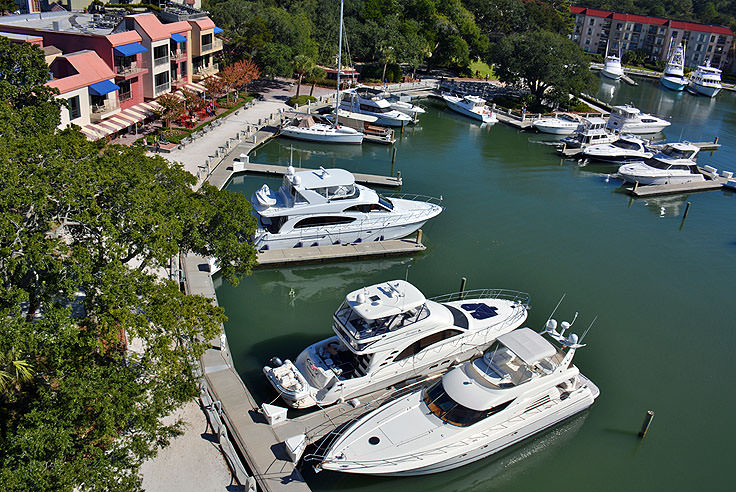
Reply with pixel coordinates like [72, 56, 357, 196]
[88, 80, 120, 96]
[113, 42, 147, 57]
[213, 26, 224, 34]
[171, 33, 187, 43]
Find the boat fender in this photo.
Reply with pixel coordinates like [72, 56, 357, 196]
[270, 357, 283, 367]
[348, 398, 361, 408]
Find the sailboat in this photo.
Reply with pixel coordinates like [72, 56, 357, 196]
[600, 42, 624, 81]
[279, 0, 364, 144]
[660, 42, 687, 91]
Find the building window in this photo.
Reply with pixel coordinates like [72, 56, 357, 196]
[154, 71, 169, 93]
[180, 61, 187, 77]
[711, 35, 716, 42]
[585, 39, 590, 45]
[671, 31, 678, 38]
[616, 23, 622, 30]
[696, 44, 703, 52]
[708, 45, 713, 52]
[624, 33, 629, 40]
[633, 23, 642, 32]
[68, 95, 81, 120]
[587, 28, 592, 35]
[154, 45, 168, 66]
[201, 33, 213, 51]
[118, 80, 132, 101]
[589, 18, 595, 26]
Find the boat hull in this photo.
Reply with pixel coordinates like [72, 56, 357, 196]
[445, 100, 496, 123]
[279, 127, 364, 144]
[618, 171, 705, 185]
[583, 153, 650, 164]
[532, 121, 578, 135]
[600, 69, 623, 81]
[660, 76, 686, 91]
[688, 82, 721, 97]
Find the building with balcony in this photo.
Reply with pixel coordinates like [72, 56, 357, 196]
[188, 17, 223, 80]
[570, 6, 734, 70]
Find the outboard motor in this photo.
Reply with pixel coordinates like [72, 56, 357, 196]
[269, 357, 284, 368]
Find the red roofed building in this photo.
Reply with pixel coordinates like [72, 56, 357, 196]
[570, 6, 733, 70]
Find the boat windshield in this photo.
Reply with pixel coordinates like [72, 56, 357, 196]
[334, 301, 430, 340]
[661, 146, 695, 160]
[422, 381, 513, 427]
[645, 158, 671, 170]
[613, 140, 641, 151]
[378, 195, 394, 211]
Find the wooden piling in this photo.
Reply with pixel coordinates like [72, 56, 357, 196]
[634, 181, 639, 193]
[682, 201, 691, 220]
[392, 147, 397, 167]
[638, 410, 654, 438]
[714, 136, 719, 144]
[416, 229, 423, 245]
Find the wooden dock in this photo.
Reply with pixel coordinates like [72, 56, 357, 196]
[257, 235, 425, 267]
[242, 162, 402, 187]
[626, 175, 727, 197]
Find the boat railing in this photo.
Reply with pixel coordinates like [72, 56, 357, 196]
[382, 192, 443, 206]
[430, 288, 530, 308]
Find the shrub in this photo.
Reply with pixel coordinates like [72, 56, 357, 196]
[288, 95, 317, 107]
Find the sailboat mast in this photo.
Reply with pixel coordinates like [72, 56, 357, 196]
[335, 0, 344, 126]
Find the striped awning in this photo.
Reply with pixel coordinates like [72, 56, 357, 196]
[82, 101, 161, 140]
[171, 81, 208, 100]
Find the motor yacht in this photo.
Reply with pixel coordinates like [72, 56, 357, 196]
[387, 96, 426, 119]
[618, 142, 704, 185]
[313, 317, 598, 476]
[441, 93, 497, 123]
[660, 42, 687, 91]
[280, 116, 363, 144]
[263, 280, 530, 409]
[688, 60, 722, 97]
[560, 117, 616, 149]
[251, 166, 442, 250]
[600, 53, 624, 80]
[582, 135, 653, 163]
[532, 113, 580, 135]
[339, 88, 413, 127]
[606, 105, 671, 134]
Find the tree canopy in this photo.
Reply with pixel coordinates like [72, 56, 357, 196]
[0, 37, 257, 491]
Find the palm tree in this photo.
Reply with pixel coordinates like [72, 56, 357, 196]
[307, 66, 326, 97]
[0, 349, 34, 396]
[293, 54, 314, 97]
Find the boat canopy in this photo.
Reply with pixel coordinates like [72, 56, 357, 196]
[611, 105, 641, 117]
[345, 280, 426, 320]
[497, 328, 556, 365]
[291, 168, 355, 190]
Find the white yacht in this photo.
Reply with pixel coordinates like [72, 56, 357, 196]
[340, 88, 413, 127]
[280, 116, 363, 144]
[660, 42, 687, 91]
[583, 135, 653, 163]
[441, 93, 497, 123]
[251, 167, 442, 250]
[688, 60, 722, 97]
[600, 52, 624, 81]
[263, 281, 530, 409]
[560, 117, 616, 149]
[618, 142, 704, 185]
[606, 105, 671, 134]
[387, 97, 426, 119]
[314, 318, 598, 476]
[532, 113, 580, 135]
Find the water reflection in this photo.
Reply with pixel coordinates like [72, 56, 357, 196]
[270, 139, 366, 162]
[599, 78, 618, 102]
[640, 194, 689, 218]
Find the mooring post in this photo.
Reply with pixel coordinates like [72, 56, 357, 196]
[683, 201, 691, 220]
[714, 136, 719, 145]
[459, 277, 467, 297]
[638, 410, 654, 438]
[633, 181, 639, 193]
[391, 147, 397, 167]
[416, 229, 423, 245]
[396, 170, 401, 183]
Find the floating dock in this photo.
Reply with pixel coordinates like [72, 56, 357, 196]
[257, 235, 425, 267]
[241, 162, 402, 187]
[625, 174, 728, 197]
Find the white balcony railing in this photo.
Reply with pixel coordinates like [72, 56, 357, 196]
[155, 82, 170, 95]
[154, 56, 169, 67]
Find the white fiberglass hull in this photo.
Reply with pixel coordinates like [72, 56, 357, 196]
[445, 100, 496, 123]
[280, 126, 363, 144]
[618, 166, 705, 185]
[611, 123, 670, 134]
[321, 376, 598, 476]
[390, 101, 425, 118]
[688, 81, 721, 97]
[660, 75, 686, 91]
[600, 68, 623, 80]
[532, 120, 578, 135]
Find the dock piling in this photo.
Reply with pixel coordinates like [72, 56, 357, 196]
[633, 181, 639, 193]
[416, 229, 423, 245]
[680, 201, 692, 230]
[714, 136, 719, 145]
[392, 147, 397, 168]
[638, 410, 654, 438]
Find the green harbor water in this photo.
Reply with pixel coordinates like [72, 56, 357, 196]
[216, 76, 736, 491]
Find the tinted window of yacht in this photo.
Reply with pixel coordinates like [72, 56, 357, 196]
[423, 382, 513, 427]
[661, 147, 693, 160]
[360, 104, 391, 113]
[263, 215, 287, 233]
[394, 328, 462, 362]
[343, 203, 389, 213]
[378, 196, 394, 210]
[293, 216, 356, 228]
[646, 158, 670, 170]
[614, 140, 641, 151]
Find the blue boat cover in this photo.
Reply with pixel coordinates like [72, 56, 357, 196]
[88, 80, 120, 96]
[171, 33, 187, 43]
[213, 26, 224, 34]
[113, 42, 147, 57]
[461, 303, 499, 320]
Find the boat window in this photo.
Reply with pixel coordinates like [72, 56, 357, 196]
[641, 118, 657, 123]
[263, 215, 287, 234]
[645, 158, 670, 170]
[614, 140, 641, 151]
[293, 216, 356, 228]
[671, 164, 692, 171]
[359, 103, 391, 113]
[661, 146, 694, 160]
[445, 305, 469, 329]
[378, 195, 394, 211]
[342, 203, 389, 213]
[423, 381, 513, 427]
[394, 328, 462, 362]
[335, 303, 430, 341]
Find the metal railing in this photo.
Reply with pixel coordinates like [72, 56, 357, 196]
[154, 82, 170, 95]
[154, 55, 169, 67]
[430, 288, 531, 308]
[170, 49, 186, 59]
[382, 192, 443, 206]
[91, 101, 119, 114]
[119, 91, 132, 102]
[116, 61, 140, 75]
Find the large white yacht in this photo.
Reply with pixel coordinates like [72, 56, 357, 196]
[251, 167, 442, 250]
[606, 105, 671, 134]
[358, 87, 426, 119]
[600, 50, 624, 81]
[339, 88, 413, 127]
[618, 142, 704, 185]
[583, 135, 653, 163]
[280, 116, 363, 144]
[263, 280, 530, 409]
[532, 113, 580, 134]
[560, 117, 616, 149]
[313, 318, 598, 476]
[688, 60, 722, 97]
[660, 42, 687, 91]
[441, 93, 497, 123]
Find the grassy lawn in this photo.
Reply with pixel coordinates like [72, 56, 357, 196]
[469, 60, 495, 80]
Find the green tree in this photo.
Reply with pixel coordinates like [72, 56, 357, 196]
[306, 65, 327, 96]
[256, 42, 293, 79]
[293, 54, 314, 96]
[491, 30, 595, 106]
[152, 93, 185, 127]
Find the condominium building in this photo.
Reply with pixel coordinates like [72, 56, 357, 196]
[570, 6, 733, 69]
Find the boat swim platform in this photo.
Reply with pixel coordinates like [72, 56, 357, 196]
[625, 175, 728, 197]
[241, 162, 402, 187]
[257, 235, 426, 267]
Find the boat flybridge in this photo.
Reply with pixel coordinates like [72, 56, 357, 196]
[532, 113, 580, 135]
[312, 316, 598, 476]
[660, 42, 687, 91]
[280, 115, 364, 144]
[606, 105, 671, 134]
[339, 88, 413, 127]
[263, 280, 531, 409]
[688, 59, 722, 97]
[600, 52, 624, 80]
[560, 117, 616, 149]
[251, 167, 442, 250]
[441, 93, 497, 123]
[583, 134, 653, 163]
[356, 86, 426, 119]
[618, 142, 704, 185]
